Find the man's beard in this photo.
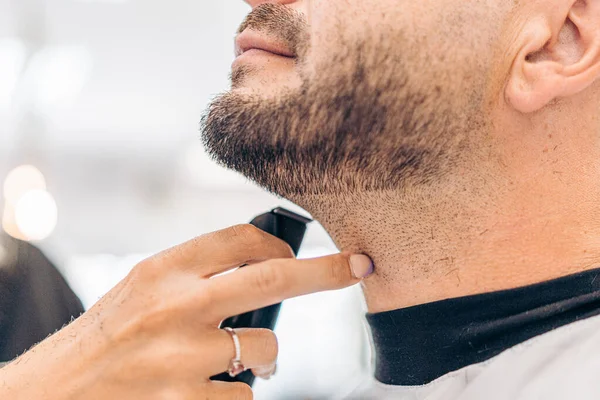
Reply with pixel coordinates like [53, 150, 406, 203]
[201, 6, 478, 199]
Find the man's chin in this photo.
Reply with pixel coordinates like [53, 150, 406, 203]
[230, 68, 303, 98]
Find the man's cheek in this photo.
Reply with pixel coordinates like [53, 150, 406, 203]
[302, 8, 343, 78]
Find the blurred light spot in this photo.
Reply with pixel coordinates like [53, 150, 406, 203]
[14, 189, 58, 241]
[3, 165, 47, 206]
[24, 45, 92, 112]
[0, 38, 26, 112]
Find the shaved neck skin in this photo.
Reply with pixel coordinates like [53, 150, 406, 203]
[298, 184, 600, 313]
[295, 97, 600, 312]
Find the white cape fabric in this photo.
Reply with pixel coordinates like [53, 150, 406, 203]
[341, 313, 600, 400]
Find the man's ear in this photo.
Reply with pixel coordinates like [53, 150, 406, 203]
[506, 0, 600, 114]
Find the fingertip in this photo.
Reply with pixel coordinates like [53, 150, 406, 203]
[349, 254, 374, 279]
[252, 364, 277, 380]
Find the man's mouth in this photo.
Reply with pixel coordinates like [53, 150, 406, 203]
[234, 29, 295, 59]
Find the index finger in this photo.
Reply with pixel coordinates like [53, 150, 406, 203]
[203, 253, 374, 322]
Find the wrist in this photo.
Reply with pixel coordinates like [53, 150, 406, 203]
[0, 317, 93, 400]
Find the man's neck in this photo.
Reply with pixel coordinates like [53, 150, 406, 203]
[294, 175, 600, 313]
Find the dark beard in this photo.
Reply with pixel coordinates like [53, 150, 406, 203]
[201, 39, 471, 199]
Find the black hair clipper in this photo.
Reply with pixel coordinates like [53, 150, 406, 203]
[210, 207, 312, 387]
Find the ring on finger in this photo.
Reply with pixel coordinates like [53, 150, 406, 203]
[223, 327, 246, 377]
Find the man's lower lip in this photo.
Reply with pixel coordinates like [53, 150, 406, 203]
[232, 49, 294, 68]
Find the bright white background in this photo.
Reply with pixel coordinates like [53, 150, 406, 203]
[0, 1, 372, 398]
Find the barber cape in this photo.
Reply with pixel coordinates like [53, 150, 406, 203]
[341, 268, 600, 400]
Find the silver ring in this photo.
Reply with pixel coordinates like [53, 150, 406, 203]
[223, 327, 245, 377]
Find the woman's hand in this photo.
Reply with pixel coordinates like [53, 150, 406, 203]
[0, 224, 373, 399]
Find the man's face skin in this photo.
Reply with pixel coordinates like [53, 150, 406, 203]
[234, 0, 503, 100]
[202, 0, 600, 311]
[204, 0, 501, 196]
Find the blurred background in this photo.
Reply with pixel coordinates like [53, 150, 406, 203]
[0, 0, 371, 398]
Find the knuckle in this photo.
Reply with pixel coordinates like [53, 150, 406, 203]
[229, 224, 264, 243]
[325, 255, 350, 286]
[134, 242, 190, 277]
[132, 256, 161, 279]
[254, 263, 287, 296]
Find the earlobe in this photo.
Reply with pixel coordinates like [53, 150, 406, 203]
[506, 60, 566, 114]
[505, 0, 600, 114]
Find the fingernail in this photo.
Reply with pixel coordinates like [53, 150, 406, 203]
[350, 254, 374, 279]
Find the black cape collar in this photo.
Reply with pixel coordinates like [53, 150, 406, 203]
[366, 267, 600, 386]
